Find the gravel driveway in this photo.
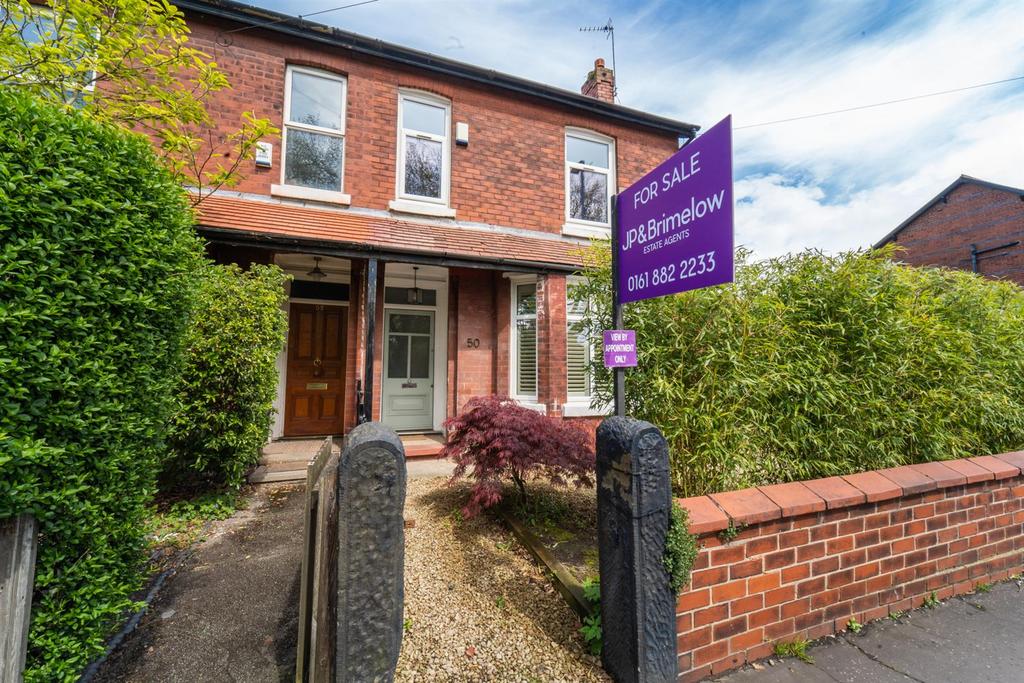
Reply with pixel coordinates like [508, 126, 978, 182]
[397, 478, 609, 683]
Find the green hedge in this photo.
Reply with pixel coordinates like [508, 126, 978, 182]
[166, 263, 289, 488]
[575, 246, 1024, 496]
[0, 90, 202, 680]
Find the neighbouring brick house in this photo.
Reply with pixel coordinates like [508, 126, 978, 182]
[875, 175, 1024, 284]
[171, 0, 697, 441]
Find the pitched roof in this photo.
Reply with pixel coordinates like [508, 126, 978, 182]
[194, 194, 588, 272]
[174, 0, 698, 138]
[874, 175, 1024, 248]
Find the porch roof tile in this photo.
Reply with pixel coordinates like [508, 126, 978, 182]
[194, 194, 587, 270]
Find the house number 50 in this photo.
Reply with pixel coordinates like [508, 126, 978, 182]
[466, 338, 480, 348]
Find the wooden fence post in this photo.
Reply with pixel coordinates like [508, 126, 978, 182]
[296, 437, 335, 683]
[596, 416, 677, 683]
[1, 514, 38, 683]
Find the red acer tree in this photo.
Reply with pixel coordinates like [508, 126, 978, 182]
[442, 395, 595, 516]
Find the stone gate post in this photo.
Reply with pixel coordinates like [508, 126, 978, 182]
[335, 422, 407, 682]
[596, 416, 676, 683]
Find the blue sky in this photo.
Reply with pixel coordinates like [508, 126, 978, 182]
[250, 0, 1024, 257]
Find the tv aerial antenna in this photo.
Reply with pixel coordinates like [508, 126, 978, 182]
[579, 18, 618, 101]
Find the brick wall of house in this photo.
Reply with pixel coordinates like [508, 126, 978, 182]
[182, 14, 679, 235]
[674, 453, 1024, 681]
[891, 183, 1024, 284]
[449, 268, 499, 417]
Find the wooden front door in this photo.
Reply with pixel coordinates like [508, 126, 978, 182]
[284, 303, 346, 437]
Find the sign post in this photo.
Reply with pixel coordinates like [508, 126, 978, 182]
[608, 115, 734, 417]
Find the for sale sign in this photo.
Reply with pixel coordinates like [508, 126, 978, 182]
[603, 330, 637, 368]
[617, 116, 734, 304]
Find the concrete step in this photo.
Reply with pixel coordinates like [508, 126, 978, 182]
[249, 465, 306, 484]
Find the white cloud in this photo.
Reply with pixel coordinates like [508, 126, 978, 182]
[251, 0, 1024, 258]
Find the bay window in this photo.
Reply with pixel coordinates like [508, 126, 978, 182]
[566, 284, 593, 402]
[511, 279, 538, 401]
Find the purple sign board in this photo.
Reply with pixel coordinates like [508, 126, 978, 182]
[604, 330, 637, 368]
[617, 115, 734, 304]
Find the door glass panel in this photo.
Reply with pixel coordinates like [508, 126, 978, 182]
[409, 336, 431, 378]
[389, 313, 431, 334]
[387, 334, 408, 378]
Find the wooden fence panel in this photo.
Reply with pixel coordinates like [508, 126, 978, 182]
[295, 437, 334, 683]
[1, 514, 38, 683]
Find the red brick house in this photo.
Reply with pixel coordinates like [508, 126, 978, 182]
[173, 0, 697, 441]
[874, 176, 1024, 284]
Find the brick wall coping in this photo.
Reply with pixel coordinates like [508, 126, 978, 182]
[679, 452, 1024, 535]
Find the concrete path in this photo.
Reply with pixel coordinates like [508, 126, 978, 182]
[94, 485, 303, 682]
[719, 580, 1024, 683]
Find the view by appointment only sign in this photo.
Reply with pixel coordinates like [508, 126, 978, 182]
[616, 116, 734, 304]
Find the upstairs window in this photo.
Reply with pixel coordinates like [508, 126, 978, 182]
[397, 91, 450, 204]
[565, 130, 614, 228]
[282, 66, 346, 192]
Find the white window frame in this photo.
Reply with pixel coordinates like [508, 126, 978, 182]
[563, 128, 616, 238]
[508, 274, 541, 408]
[564, 277, 610, 416]
[273, 65, 350, 204]
[12, 6, 98, 97]
[393, 89, 452, 208]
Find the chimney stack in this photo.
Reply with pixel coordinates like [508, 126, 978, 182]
[581, 57, 615, 103]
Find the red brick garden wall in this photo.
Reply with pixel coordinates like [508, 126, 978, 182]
[674, 453, 1024, 681]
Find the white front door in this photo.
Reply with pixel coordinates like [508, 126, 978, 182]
[382, 309, 434, 431]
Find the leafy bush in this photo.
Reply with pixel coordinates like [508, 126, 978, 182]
[165, 263, 288, 488]
[664, 503, 699, 594]
[0, 90, 202, 680]
[573, 245, 1024, 496]
[442, 396, 595, 516]
[579, 577, 602, 655]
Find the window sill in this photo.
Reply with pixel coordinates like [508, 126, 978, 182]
[563, 401, 611, 417]
[389, 199, 456, 218]
[562, 222, 611, 239]
[513, 399, 547, 414]
[271, 184, 351, 205]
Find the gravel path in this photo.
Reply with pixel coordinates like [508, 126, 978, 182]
[397, 478, 609, 683]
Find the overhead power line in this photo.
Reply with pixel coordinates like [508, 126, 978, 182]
[734, 74, 1024, 130]
[223, 0, 381, 34]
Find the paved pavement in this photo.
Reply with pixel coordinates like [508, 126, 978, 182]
[94, 485, 303, 682]
[719, 580, 1024, 683]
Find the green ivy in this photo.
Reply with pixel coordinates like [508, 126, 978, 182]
[664, 503, 699, 594]
[0, 90, 203, 680]
[165, 263, 288, 488]
[574, 245, 1024, 496]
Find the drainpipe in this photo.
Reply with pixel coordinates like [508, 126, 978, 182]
[970, 241, 1020, 274]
